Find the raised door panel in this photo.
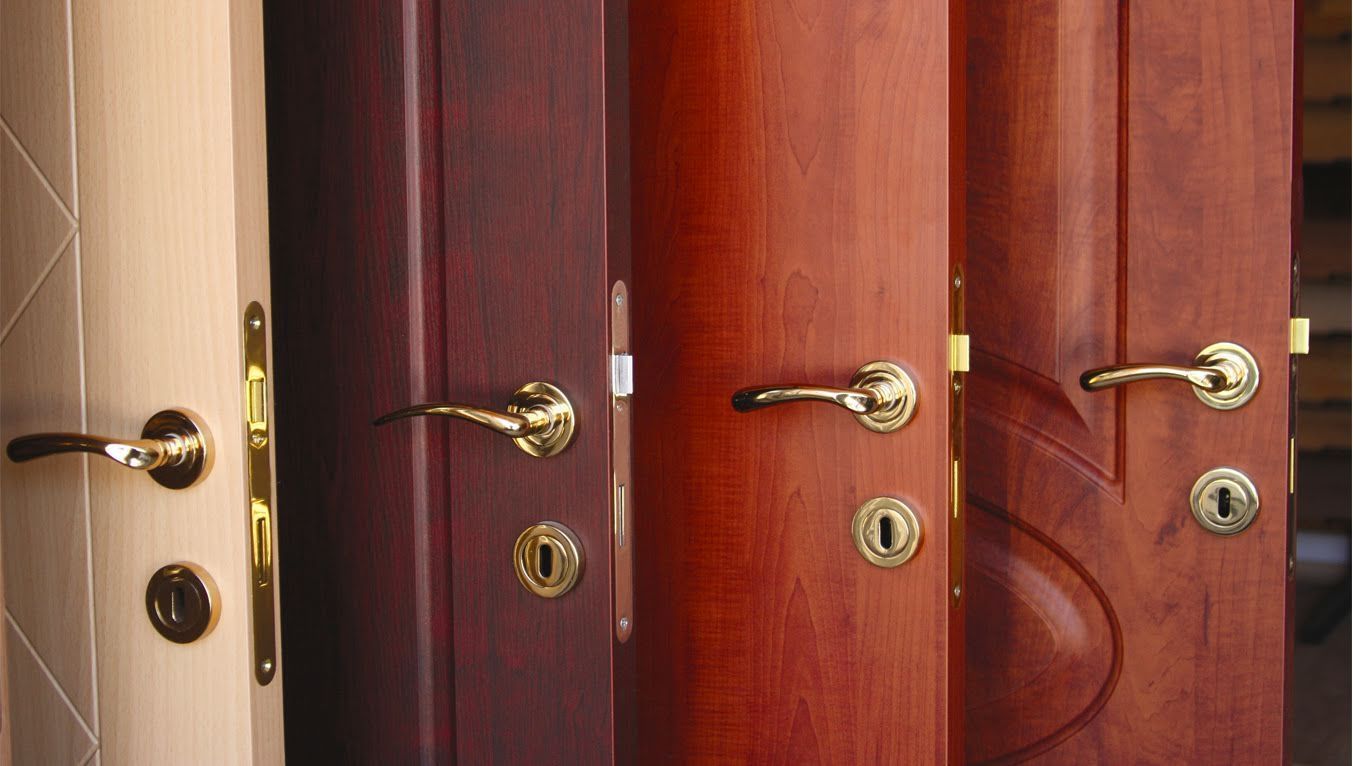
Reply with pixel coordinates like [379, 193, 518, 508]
[633, 1, 964, 762]
[966, 1, 1295, 763]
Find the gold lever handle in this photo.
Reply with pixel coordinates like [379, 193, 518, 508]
[732, 361, 918, 433]
[6, 409, 212, 489]
[375, 381, 576, 458]
[1078, 341, 1260, 410]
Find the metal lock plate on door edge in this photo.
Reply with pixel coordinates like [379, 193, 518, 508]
[1190, 467, 1260, 535]
[851, 497, 922, 568]
[145, 562, 220, 643]
[514, 522, 584, 598]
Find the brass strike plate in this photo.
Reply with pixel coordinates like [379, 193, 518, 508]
[611, 281, 634, 642]
[243, 302, 278, 685]
[1290, 317, 1310, 355]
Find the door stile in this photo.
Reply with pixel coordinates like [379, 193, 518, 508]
[948, 3, 969, 762]
[604, 0, 637, 758]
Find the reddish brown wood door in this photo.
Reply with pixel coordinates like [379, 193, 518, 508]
[964, 1, 1298, 762]
[631, 1, 967, 762]
[264, 0, 632, 761]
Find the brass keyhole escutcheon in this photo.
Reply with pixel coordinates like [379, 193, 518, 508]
[851, 497, 922, 568]
[1190, 468, 1260, 535]
[513, 522, 583, 598]
[145, 562, 220, 643]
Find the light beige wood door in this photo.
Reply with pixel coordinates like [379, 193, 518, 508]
[0, 1, 283, 763]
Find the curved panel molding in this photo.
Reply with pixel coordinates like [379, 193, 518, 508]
[965, 500, 1123, 764]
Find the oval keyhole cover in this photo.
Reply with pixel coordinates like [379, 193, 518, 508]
[145, 562, 220, 643]
[1189, 467, 1260, 535]
[851, 497, 922, 568]
[513, 522, 584, 598]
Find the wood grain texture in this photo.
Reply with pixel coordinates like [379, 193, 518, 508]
[4, 619, 95, 766]
[965, 0, 1297, 762]
[0, 0, 75, 208]
[73, 0, 283, 762]
[0, 249, 96, 726]
[266, 0, 630, 761]
[0, 1, 88, 757]
[266, 3, 453, 758]
[0, 132, 75, 330]
[631, 1, 964, 762]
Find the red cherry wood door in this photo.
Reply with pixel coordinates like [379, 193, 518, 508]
[964, 0, 1298, 762]
[264, 0, 632, 761]
[631, 1, 967, 762]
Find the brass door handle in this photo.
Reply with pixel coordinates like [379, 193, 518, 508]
[6, 409, 213, 489]
[375, 381, 576, 458]
[732, 361, 918, 433]
[1078, 341, 1259, 410]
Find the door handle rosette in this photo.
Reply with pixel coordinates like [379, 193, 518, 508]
[732, 361, 917, 433]
[1079, 341, 1259, 410]
[375, 381, 576, 457]
[6, 409, 212, 489]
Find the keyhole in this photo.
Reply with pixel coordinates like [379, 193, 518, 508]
[169, 583, 187, 625]
[1217, 487, 1232, 519]
[538, 542, 555, 580]
[878, 515, 894, 550]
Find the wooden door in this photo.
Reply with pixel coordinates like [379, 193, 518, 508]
[0, 0, 283, 764]
[631, 1, 966, 762]
[264, 0, 632, 761]
[964, 1, 1299, 762]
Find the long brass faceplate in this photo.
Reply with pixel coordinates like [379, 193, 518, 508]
[243, 302, 278, 685]
[611, 281, 634, 642]
[949, 268, 966, 606]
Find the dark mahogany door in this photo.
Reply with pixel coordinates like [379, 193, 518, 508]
[631, 1, 967, 762]
[964, 0, 1298, 762]
[264, 0, 631, 762]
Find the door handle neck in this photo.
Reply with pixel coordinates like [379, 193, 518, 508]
[375, 381, 576, 458]
[732, 384, 891, 415]
[6, 409, 212, 489]
[1078, 342, 1259, 410]
[731, 361, 917, 433]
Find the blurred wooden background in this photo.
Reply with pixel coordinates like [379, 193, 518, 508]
[1293, 2, 1350, 765]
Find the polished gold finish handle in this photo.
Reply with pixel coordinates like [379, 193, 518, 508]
[732, 361, 918, 433]
[375, 381, 576, 458]
[1079, 341, 1260, 410]
[6, 409, 212, 489]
